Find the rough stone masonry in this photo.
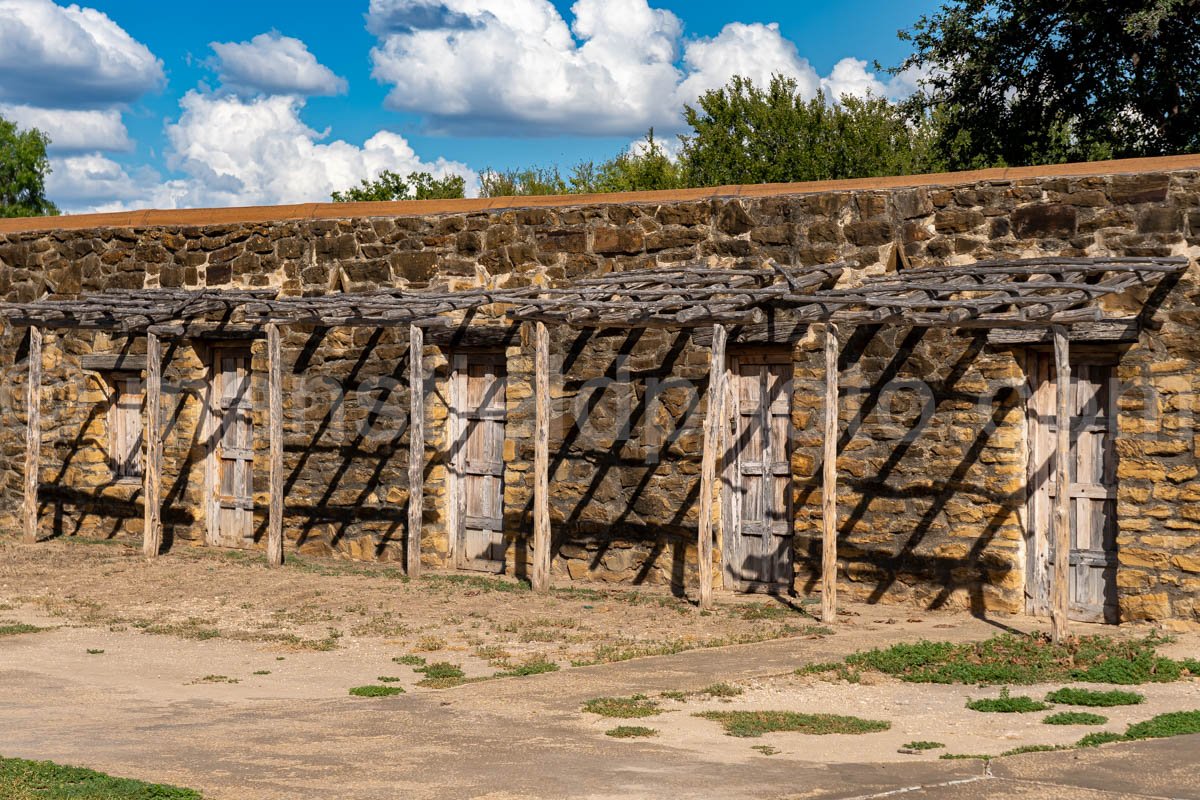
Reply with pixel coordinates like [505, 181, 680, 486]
[1, 155, 1199, 625]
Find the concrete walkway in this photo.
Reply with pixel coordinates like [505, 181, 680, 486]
[1, 623, 1197, 799]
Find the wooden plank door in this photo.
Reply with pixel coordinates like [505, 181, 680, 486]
[209, 349, 255, 548]
[1027, 353, 1118, 622]
[722, 351, 794, 592]
[450, 352, 507, 572]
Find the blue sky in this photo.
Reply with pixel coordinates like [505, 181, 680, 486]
[0, 0, 940, 213]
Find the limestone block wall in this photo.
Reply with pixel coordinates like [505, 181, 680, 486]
[1, 157, 1199, 621]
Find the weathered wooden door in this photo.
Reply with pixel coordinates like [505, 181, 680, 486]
[450, 352, 507, 572]
[209, 348, 255, 548]
[722, 351, 794, 592]
[1027, 353, 1118, 623]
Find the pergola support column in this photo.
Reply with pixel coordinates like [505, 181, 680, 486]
[407, 323, 424, 578]
[698, 323, 727, 611]
[22, 326, 42, 544]
[821, 323, 840, 625]
[532, 321, 551, 592]
[267, 323, 284, 567]
[142, 331, 162, 558]
[1051, 325, 1072, 644]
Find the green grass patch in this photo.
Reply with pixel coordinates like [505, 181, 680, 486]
[0, 755, 202, 799]
[1000, 744, 1071, 757]
[1077, 710, 1200, 747]
[846, 633, 1192, 686]
[393, 654, 426, 666]
[349, 685, 405, 697]
[1044, 711, 1108, 726]
[582, 695, 660, 719]
[0, 622, 44, 637]
[939, 753, 992, 761]
[376, 676, 402, 683]
[659, 690, 688, 701]
[604, 726, 657, 739]
[1044, 687, 1145, 707]
[699, 682, 743, 698]
[420, 574, 530, 594]
[191, 675, 238, 684]
[901, 740, 945, 751]
[695, 711, 889, 738]
[966, 689, 1050, 713]
[414, 662, 467, 689]
[750, 744, 781, 756]
[493, 658, 560, 678]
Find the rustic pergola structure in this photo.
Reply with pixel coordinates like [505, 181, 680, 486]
[2, 255, 1187, 643]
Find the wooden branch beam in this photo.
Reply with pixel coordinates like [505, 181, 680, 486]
[267, 323, 284, 567]
[821, 323, 840, 625]
[1051, 325, 1072, 644]
[532, 321, 551, 592]
[22, 326, 42, 544]
[407, 323, 424, 579]
[143, 331, 163, 559]
[697, 323, 726, 610]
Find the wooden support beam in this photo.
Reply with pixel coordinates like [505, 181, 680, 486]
[22, 326, 42, 543]
[1051, 325, 1072, 644]
[531, 321, 551, 592]
[267, 323, 284, 567]
[821, 323, 840, 625]
[142, 331, 162, 558]
[697, 323, 726, 610]
[407, 323, 424, 579]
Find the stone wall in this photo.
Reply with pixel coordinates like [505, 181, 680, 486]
[2, 160, 1199, 623]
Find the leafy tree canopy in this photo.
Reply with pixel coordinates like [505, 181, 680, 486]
[571, 129, 684, 194]
[680, 75, 937, 187]
[0, 114, 58, 218]
[331, 170, 465, 202]
[479, 166, 570, 198]
[899, 0, 1200, 169]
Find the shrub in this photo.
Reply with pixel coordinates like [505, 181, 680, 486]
[1043, 711, 1108, 726]
[494, 658, 560, 678]
[695, 710, 889, 738]
[605, 726, 658, 738]
[700, 683, 743, 698]
[901, 740, 945, 751]
[966, 688, 1051, 713]
[1044, 688, 1144, 707]
[582, 695, 660, 718]
[415, 662, 467, 688]
[349, 685, 405, 697]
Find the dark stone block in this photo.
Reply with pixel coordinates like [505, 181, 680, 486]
[845, 220, 894, 246]
[1111, 174, 1170, 204]
[593, 226, 644, 254]
[390, 251, 438, 282]
[716, 201, 756, 235]
[1137, 207, 1182, 234]
[934, 209, 984, 234]
[1012, 204, 1077, 238]
[536, 229, 587, 253]
[893, 188, 934, 219]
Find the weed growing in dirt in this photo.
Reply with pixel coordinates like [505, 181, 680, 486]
[421, 574, 529, 594]
[415, 635, 446, 652]
[493, 658, 560, 678]
[1076, 731, 1128, 747]
[252, 670, 271, 676]
[582, 695, 660, 718]
[939, 753, 991, 761]
[1077, 710, 1200, 746]
[1044, 711, 1107, 725]
[659, 691, 688, 701]
[191, 675, 239, 684]
[415, 662, 467, 688]
[393, 654, 426, 666]
[846, 633, 1195, 685]
[349, 685, 405, 697]
[0, 622, 44, 636]
[377, 676, 402, 683]
[1044, 687, 1145, 707]
[966, 688, 1051, 713]
[0, 755, 202, 799]
[751, 745, 781, 755]
[699, 683, 743, 698]
[86, 648, 104, 655]
[796, 661, 862, 683]
[605, 726, 657, 738]
[901, 741, 945, 751]
[695, 711, 890, 738]
[1000, 744, 1071, 757]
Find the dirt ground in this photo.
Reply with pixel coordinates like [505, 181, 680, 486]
[1, 538, 1199, 799]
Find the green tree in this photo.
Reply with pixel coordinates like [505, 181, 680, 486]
[679, 75, 936, 187]
[570, 129, 684, 193]
[898, 0, 1200, 169]
[0, 114, 58, 218]
[331, 170, 464, 202]
[478, 166, 570, 197]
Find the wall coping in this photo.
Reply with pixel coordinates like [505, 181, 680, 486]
[4, 153, 1200, 236]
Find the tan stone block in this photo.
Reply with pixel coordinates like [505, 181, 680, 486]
[1171, 554, 1200, 573]
[1121, 592, 1171, 621]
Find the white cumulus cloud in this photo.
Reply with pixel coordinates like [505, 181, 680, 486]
[820, 58, 930, 103]
[210, 32, 348, 97]
[0, 103, 131, 152]
[366, 1, 924, 136]
[0, 0, 164, 108]
[46, 153, 170, 213]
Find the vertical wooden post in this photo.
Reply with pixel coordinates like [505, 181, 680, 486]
[143, 331, 162, 559]
[407, 324, 424, 579]
[532, 321, 551, 592]
[698, 323, 727, 610]
[22, 326, 42, 544]
[1051, 325, 1072, 644]
[821, 323, 840, 625]
[267, 323, 284, 567]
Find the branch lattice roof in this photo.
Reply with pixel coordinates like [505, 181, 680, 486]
[795, 256, 1187, 328]
[0, 256, 1187, 334]
[508, 262, 846, 328]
